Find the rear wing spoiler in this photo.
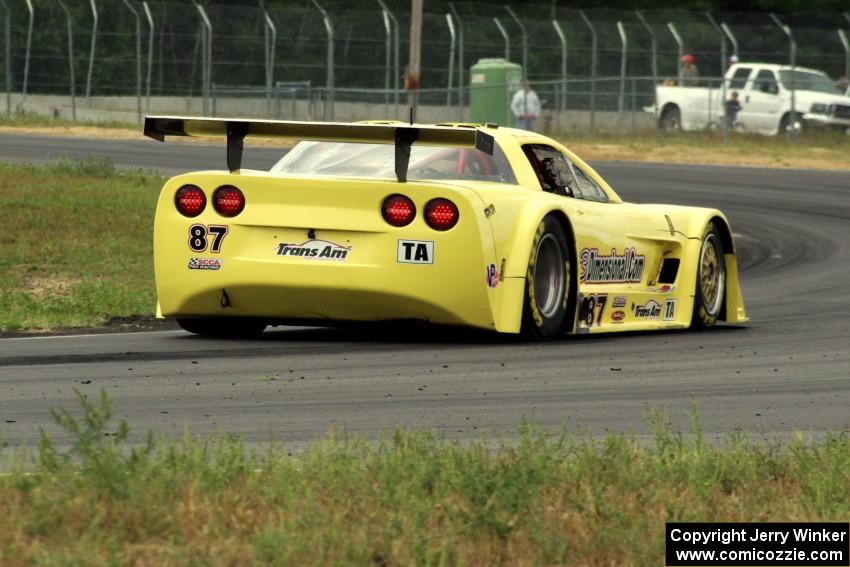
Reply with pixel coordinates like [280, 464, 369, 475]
[143, 116, 495, 182]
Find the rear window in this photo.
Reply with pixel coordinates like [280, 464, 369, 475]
[272, 141, 517, 184]
[729, 67, 752, 90]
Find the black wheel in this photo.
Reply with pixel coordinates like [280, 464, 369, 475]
[520, 216, 572, 341]
[659, 106, 681, 132]
[691, 223, 726, 330]
[177, 317, 267, 338]
[779, 113, 805, 135]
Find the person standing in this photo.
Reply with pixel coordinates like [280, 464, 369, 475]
[680, 54, 699, 86]
[511, 80, 541, 131]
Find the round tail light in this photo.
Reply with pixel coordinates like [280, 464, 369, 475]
[381, 194, 416, 227]
[424, 198, 459, 231]
[213, 185, 245, 217]
[175, 185, 206, 217]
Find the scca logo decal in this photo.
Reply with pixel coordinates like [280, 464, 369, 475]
[397, 240, 434, 264]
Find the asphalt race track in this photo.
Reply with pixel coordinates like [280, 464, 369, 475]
[1, 133, 849, 448]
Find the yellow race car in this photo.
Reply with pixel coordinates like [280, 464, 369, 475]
[145, 116, 747, 340]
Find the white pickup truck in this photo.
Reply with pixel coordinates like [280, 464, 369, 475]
[652, 62, 850, 135]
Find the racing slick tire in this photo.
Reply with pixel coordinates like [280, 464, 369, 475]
[659, 105, 681, 132]
[177, 317, 267, 338]
[691, 223, 726, 330]
[521, 216, 572, 341]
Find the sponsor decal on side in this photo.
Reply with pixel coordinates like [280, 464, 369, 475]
[579, 247, 645, 283]
[275, 239, 351, 261]
[397, 240, 434, 264]
[664, 299, 677, 321]
[611, 310, 625, 322]
[612, 295, 627, 308]
[633, 299, 662, 319]
[651, 284, 676, 293]
[486, 263, 500, 288]
[188, 257, 223, 271]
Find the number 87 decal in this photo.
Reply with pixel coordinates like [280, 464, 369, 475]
[581, 293, 608, 327]
[189, 224, 229, 253]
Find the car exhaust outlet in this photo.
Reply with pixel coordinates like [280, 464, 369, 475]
[220, 289, 231, 308]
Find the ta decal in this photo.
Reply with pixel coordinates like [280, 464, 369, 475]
[664, 299, 676, 321]
[397, 240, 434, 264]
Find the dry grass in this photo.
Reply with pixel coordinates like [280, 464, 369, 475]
[565, 130, 850, 171]
[0, 393, 847, 566]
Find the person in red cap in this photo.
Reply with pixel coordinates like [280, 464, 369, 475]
[681, 54, 699, 86]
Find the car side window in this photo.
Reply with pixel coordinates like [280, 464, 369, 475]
[522, 144, 575, 197]
[754, 70, 778, 94]
[571, 164, 609, 202]
[729, 67, 752, 90]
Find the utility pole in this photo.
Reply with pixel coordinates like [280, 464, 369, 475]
[407, 0, 423, 116]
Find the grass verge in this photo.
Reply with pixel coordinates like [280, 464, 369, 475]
[0, 392, 847, 566]
[565, 129, 850, 171]
[0, 160, 163, 331]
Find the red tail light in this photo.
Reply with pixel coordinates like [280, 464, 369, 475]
[175, 185, 206, 217]
[381, 194, 416, 227]
[424, 198, 459, 231]
[213, 185, 245, 217]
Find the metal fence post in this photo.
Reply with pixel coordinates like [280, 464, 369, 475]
[22, 0, 33, 103]
[379, 3, 391, 114]
[770, 13, 796, 141]
[706, 13, 728, 144]
[259, 1, 277, 117]
[720, 22, 738, 60]
[449, 3, 464, 120]
[55, 0, 76, 121]
[377, 0, 400, 118]
[121, 0, 142, 124]
[493, 17, 510, 61]
[1, 0, 10, 116]
[86, 0, 98, 105]
[635, 11, 658, 143]
[838, 29, 849, 87]
[616, 21, 627, 131]
[667, 22, 683, 85]
[191, 0, 212, 116]
[445, 13, 456, 107]
[311, 0, 334, 121]
[142, 1, 153, 114]
[579, 10, 596, 138]
[552, 20, 567, 131]
[504, 6, 527, 78]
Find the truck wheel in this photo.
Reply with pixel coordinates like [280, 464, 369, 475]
[779, 113, 805, 135]
[660, 106, 681, 131]
[177, 317, 267, 338]
[691, 223, 726, 330]
[521, 216, 572, 341]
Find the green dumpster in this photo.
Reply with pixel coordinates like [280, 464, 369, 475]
[469, 58, 523, 126]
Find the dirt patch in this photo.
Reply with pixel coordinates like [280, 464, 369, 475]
[22, 274, 81, 300]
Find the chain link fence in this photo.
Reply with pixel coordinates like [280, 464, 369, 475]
[0, 0, 848, 136]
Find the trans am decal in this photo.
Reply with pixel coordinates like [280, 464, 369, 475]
[633, 299, 662, 319]
[579, 247, 645, 283]
[188, 257, 223, 271]
[275, 239, 351, 260]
